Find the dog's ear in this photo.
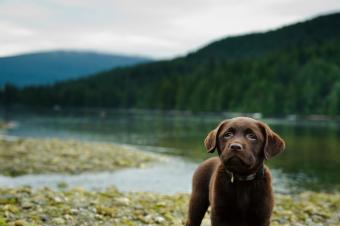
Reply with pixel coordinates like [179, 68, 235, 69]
[204, 129, 218, 153]
[258, 121, 285, 160]
[204, 120, 228, 153]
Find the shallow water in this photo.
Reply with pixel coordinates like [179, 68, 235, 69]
[0, 156, 194, 194]
[2, 109, 340, 193]
[0, 155, 294, 194]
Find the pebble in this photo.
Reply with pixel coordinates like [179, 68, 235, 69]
[21, 201, 33, 209]
[115, 197, 130, 205]
[13, 220, 28, 226]
[155, 216, 165, 223]
[70, 208, 79, 215]
[40, 215, 49, 222]
[52, 217, 65, 225]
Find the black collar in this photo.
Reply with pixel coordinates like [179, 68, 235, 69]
[224, 166, 264, 183]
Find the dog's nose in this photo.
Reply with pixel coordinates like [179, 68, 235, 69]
[230, 143, 243, 151]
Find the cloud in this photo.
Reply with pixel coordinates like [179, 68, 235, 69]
[0, 22, 35, 37]
[0, 0, 340, 58]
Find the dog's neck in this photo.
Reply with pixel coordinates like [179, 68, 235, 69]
[223, 165, 264, 183]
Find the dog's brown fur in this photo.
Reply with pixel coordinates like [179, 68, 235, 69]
[186, 117, 285, 226]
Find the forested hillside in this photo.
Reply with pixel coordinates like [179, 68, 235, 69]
[1, 13, 340, 116]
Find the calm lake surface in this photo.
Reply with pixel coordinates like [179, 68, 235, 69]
[2, 109, 340, 193]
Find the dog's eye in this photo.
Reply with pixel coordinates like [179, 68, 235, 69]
[247, 133, 257, 140]
[224, 132, 233, 138]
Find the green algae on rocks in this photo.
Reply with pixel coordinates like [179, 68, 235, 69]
[0, 187, 339, 226]
[0, 138, 155, 176]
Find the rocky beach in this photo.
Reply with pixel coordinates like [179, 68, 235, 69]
[0, 136, 339, 225]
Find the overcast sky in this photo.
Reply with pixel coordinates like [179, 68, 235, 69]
[1, 0, 340, 59]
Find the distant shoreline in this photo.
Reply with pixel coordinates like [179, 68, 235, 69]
[2, 106, 340, 124]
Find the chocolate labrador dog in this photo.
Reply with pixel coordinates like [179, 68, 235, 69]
[186, 117, 285, 226]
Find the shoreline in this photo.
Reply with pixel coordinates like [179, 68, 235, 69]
[0, 136, 294, 195]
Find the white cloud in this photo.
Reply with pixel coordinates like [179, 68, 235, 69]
[0, 0, 339, 58]
[0, 22, 35, 37]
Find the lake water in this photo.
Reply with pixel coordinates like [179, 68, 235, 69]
[1, 109, 340, 193]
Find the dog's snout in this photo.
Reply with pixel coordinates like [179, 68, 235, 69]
[230, 143, 243, 151]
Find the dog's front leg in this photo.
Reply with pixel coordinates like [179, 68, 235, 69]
[186, 192, 209, 226]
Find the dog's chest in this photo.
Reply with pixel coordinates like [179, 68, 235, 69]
[221, 185, 251, 208]
[212, 179, 261, 214]
[235, 187, 251, 209]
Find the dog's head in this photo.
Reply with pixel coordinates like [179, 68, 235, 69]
[204, 117, 285, 174]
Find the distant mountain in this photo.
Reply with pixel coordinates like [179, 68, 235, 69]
[0, 51, 151, 87]
[3, 12, 340, 116]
